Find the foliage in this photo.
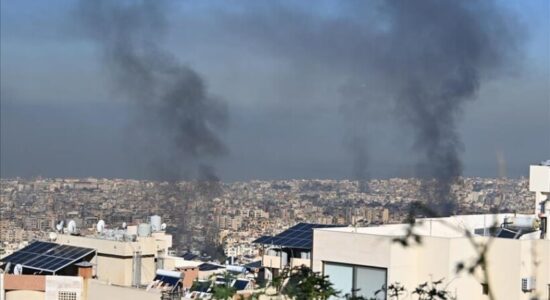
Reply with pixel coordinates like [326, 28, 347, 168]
[210, 272, 237, 300]
[412, 279, 454, 300]
[271, 265, 340, 300]
[387, 282, 406, 300]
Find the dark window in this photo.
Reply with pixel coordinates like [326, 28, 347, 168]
[481, 283, 489, 295]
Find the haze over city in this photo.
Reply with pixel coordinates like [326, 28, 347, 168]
[1, 1, 550, 299]
[1, 0, 548, 182]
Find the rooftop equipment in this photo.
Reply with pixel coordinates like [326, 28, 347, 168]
[150, 215, 162, 232]
[138, 223, 152, 237]
[96, 220, 105, 234]
[67, 220, 77, 235]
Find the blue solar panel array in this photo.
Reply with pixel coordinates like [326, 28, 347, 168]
[199, 262, 224, 271]
[253, 223, 342, 249]
[0, 241, 95, 273]
[154, 274, 181, 286]
[496, 228, 519, 239]
[233, 279, 249, 291]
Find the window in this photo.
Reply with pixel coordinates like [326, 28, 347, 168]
[355, 266, 386, 299]
[324, 263, 353, 298]
[481, 283, 489, 295]
[324, 262, 387, 300]
[58, 291, 78, 300]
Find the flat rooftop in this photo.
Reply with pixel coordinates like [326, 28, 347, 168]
[316, 213, 542, 240]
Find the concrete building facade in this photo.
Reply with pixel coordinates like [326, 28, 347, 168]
[312, 163, 550, 299]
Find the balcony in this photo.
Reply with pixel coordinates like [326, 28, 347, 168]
[262, 254, 287, 269]
[290, 257, 310, 268]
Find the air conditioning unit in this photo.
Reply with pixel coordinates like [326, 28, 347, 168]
[521, 277, 535, 292]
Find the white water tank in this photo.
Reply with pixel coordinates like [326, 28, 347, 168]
[506, 216, 540, 231]
[150, 215, 162, 232]
[138, 223, 152, 237]
[226, 265, 246, 273]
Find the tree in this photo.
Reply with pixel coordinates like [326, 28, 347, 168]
[412, 279, 455, 300]
[273, 265, 340, 300]
[210, 272, 237, 300]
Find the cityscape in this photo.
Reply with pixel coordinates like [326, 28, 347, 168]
[1, 0, 549, 299]
[0, 176, 535, 259]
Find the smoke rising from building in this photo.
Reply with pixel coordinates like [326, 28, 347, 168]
[77, 0, 228, 181]
[213, 0, 521, 215]
[75, 0, 521, 217]
[368, 0, 521, 216]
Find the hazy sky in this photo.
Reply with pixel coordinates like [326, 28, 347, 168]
[1, 0, 549, 181]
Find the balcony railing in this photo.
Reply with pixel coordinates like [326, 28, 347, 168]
[290, 257, 310, 268]
[262, 254, 285, 269]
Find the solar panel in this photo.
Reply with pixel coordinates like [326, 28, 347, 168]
[0, 241, 95, 273]
[252, 223, 343, 249]
[253, 236, 273, 244]
[496, 228, 518, 239]
[233, 279, 249, 291]
[154, 274, 181, 286]
[199, 263, 224, 271]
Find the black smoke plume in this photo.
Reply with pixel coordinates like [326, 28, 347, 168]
[77, 0, 228, 181]
[370, 0, 520, 216]
[215, 0, 520, 215]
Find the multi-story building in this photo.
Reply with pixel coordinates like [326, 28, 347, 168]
[253, 223, 342, 280]
[312, 162, 550, 299]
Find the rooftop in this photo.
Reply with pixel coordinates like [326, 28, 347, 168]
[0, 241, 96, 274]
[253, 222, 342, 249]
[317, 213, 542, 240]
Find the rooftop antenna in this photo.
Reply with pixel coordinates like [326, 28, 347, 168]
[96, 220, 105, 234]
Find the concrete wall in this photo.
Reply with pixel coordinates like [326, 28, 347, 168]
[1, 275, 83, 300]
[87, 280, 159, 300]
[3, 275, 45, 291]
[45, 276, 83, 300]
[94, 255, 155, 286]
[178, 267, 199, 289]
[56, 235, 159, 286]
[5, 290, 44, 300]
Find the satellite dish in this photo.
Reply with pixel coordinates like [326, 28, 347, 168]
[161, 223, 167, 230]
[49, 232, 58, 241]
[55, 221, 64, 233]
[67, 220, 77, 234]
[14, 264, 23, 275]
[96, 220, 105, 233]
[122, 222, 127, 229]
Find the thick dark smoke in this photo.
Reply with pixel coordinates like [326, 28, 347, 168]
[370, 0, 520, 216]
[77, 0, 228, 181]
[340, 83, 372, 193]
[76, 0, 520, 217]
[214, 0, 520, 215]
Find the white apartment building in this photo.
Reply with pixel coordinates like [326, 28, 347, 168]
[56, 217, 173, 287]
[313, 162, 550, 300]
